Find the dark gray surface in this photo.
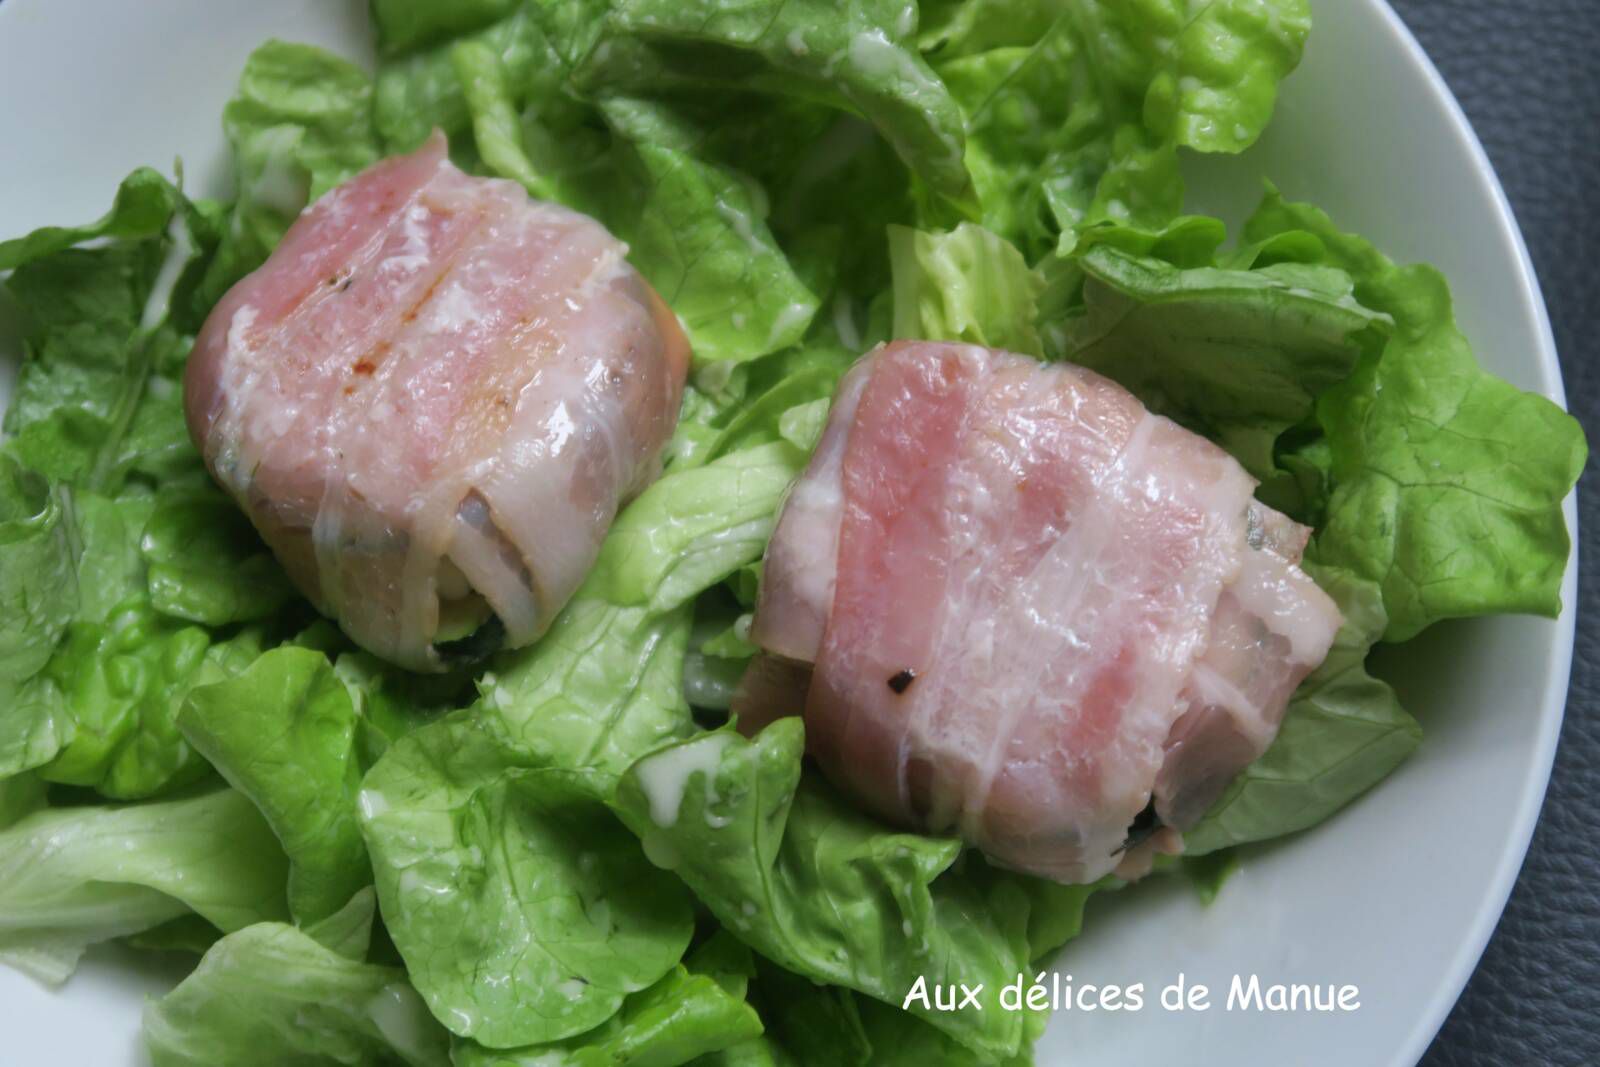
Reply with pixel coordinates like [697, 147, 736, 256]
[0, 0, 1588, 1061]
[1384, 2, 1600, 1065]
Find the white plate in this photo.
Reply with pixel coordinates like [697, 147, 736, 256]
[0, 1, 1579, 1065]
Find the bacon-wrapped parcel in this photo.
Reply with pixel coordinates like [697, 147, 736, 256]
[737, 340, 1343, 884]
[185, 134, 689, 671]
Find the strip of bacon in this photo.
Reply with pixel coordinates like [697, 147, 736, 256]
[186, 133, 689, 670]
[737, 341, 1340, 884]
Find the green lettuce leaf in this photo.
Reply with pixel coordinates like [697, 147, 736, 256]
[180, 647, 373, 925]
[1120, 0, 1312, 153]
[129, 886, 374, 963]
[588, 441, 800, 617]
[716, 103, 913, 318]
[692, 1039, 796, 1067]
[196, 41, 379, 309]
[748, 960, 873, 1066]
[357, 436, 806, 1048]
[889, 222, 1045, 356]
[304, 885, 382, 960]
[122, 913, 226, 958]
[357, 708, 696, 1049]
[0, 453, 76, 700]
[931, 17, 1168, 253]
[1243, 189, 1586, 638]
[928, 0, 1310, 256]
[16, 491, 268, 798]
[703, 372, 844, 467]
[560, 0, 972, 206]
[1062, 240, 1385, 485]
[1184, 564, 1420, 854]
[0, 774, 46, 831]
[682, 603, 755, 713]
[853, 991, 1032, 1067]
[453, 933, 764, 1066]
[278, 620, 477, 767]
[139, 490, 293, 626]
[1, 173, 210, 490]
[372, 0, 522, 57]
[916, 0, 1055, 59]
[480, 438, 804, 770]
[613, 721, 1032, 1061]
[0, 163, 299, 796]
[0, 789, 289, 984]
[0, 167, 190, 272]
[595, 97, 819, 365]
[968, 858, 1101, 966]
[373, 5, 563, 157]
[143, 920, 451, 1067]
[450, 38, 557, 198]
[24, 608, 261, 799]
[374, 11, 827, 368]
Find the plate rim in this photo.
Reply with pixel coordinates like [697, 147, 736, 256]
[0, 1, 1579, 1065]
[1359, 2, 1578, 1063]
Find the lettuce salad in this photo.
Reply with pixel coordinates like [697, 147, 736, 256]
[0, 1, 1584, 1064]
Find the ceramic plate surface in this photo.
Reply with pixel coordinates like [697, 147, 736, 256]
[0, 1, 1578, 1064]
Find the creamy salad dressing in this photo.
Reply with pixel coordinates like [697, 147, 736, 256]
[635, 732, 735, 829]
[139, 213, 195, 330]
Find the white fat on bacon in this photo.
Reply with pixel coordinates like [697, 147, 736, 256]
[186, 133, 689, 671]
[736, 341, 1341, 884]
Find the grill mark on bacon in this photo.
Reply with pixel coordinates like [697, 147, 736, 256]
[185, 132, 689, 670]
[399, 266, 451, 326]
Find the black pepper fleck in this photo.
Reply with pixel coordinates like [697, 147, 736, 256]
[887, 668, 917, 694]
[1114, 802, 1161, 855]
